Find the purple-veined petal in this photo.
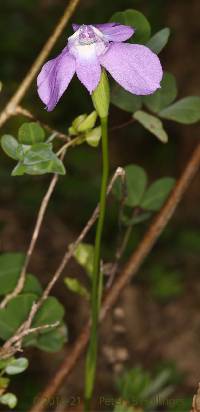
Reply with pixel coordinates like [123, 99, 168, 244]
[100, 43, 163, 95]
[95, 23, 134, 42]
[75, 46, 102, 93]
[37, 48, 75, 111]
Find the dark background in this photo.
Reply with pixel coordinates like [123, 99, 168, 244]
[0, 0, 200, 410]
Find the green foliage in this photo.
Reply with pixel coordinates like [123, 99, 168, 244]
[1, 123, 66, 176]
[18, 122, 45, 145]
[33, 324, 67, 352]
[73, 242, 95, 278]
[113, 164, 175, 211]
[0, 253, 25, 295]
[0, 293, 66, 352]
[134, 110, 168, 143]
[113, 165, 147, 208]
[1, 135, 19, 160]
[147, 28, 170, 54]
[12, 142, 65, 176]
[0, 252, 66, 352]
[141, 178, 175, 211]
[0, 393, 17, 409]
[159, 96, 200, 124]
[0, 356, 29, 409]
[64, 277, 90, 300]
[115, 365, 175, 410]
[148, 265, 184, 302]
[111, 83, 142, 113]
[32, 296, 64, 329]
[5, 358, 28, 375]
[0, 294, 36, 340]
[143, 72, 177, 113]
[121, 211, 152, 227]
[23, 274, 43, 296]
[110, 10, 151, 44]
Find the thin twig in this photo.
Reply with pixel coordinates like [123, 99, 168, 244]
[16, 106, 71, 142]
[29, 142, 200, 412]
[0, 153, 65, 309]
[0, 0, 81, 127]
[0, 321, 60, 359]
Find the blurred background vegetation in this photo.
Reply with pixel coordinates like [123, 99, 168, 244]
[0, 0, 200, 411]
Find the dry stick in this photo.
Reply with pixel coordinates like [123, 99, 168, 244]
[0, 0, 81, 127]
[29, 142, 200, 412]
[0, 173, 59, 309]
[16, 106, 71, 142]
[1, 322, 60, 358]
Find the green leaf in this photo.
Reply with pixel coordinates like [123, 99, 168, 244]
[77, 111, 97, 132]
[159, 96, 200, 124]
[32, 296, 64, 330]
[64, 278, 90, 300]
[111, 83, 142, 113]
[0, 377, 10, 390]
[116, 367, 151, 402]
[143, 72, 177, 113]
[18, 122, 45, 145]
[85, 126, 101, 147]
[0, 294, 36, 340]
[23, 274, 42, 296]
[0, 253, 25, 296]
[0, 393, 17, 409]
[5, 357, 28, 375]
[11, 162, 27, 176]
[110, 9, 151, 44]
[141, 178, 175, 211]
[73, 243, 94, 277]
[0, 358, 14, 370]
[134, 110, 168, 143]
[147, 28, 170, 54]
[35, 324, 67, 352]
[122, 211, 152, 226]
[113, 164, 147, 207]
[12, 143, 66, 176]
[1, 135, 20, 160]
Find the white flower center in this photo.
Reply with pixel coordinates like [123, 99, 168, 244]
[68, 25, 108, 60]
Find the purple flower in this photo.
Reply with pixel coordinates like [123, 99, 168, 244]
[37, 23, 163, 111]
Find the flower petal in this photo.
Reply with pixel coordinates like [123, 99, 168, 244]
[72, 23, 80, 32]
[95, 23, 134, 42]
[100, 43, 163, 95]
[37, 48, 75, 111]
[74, 45, 101, 93]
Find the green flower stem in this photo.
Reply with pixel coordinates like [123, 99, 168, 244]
[84, 116, 109, 411]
